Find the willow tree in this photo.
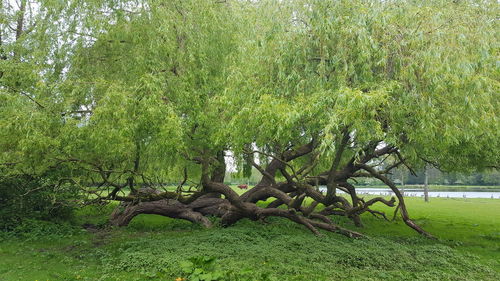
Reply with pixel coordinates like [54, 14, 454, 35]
[0, 0, 498, 238]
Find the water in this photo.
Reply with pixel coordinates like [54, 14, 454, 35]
[318, 187, 500, 199]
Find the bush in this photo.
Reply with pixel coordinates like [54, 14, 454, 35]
[0, 218, 84, 241]
[0, 172, 79, 231]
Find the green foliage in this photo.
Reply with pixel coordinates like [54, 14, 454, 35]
[178, 256, 278, 281]
[224, 0, 499, 171]
[1, 0, 498, 189]
[0, 173, 79, 231]
[0, 219, 83, 241]
[180, 256, 224, 281]
[96, 220, 498, 280]
[387, 166, 500, 186]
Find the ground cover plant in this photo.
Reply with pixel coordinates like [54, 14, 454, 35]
[0, 196, 499, 280]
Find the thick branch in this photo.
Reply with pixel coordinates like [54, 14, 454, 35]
[358, 164, 434, 238]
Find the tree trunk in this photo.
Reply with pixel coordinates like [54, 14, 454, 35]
[424, 166, 429, 202]
[110, 197, 228, 227]
[16, 0, 27, 41]
[400, 169, 405, 196]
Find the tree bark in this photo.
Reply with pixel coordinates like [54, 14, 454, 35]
[110, 196, 228, 227]
[16, 0, 27, 41]
[424, 166, 429, 202]
[359, 164, 434, 238]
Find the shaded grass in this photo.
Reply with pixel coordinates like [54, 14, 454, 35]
[0, 197, 499, 280]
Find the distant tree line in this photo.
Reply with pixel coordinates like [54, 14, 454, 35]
[227, 167, 500, 186]
[398, 168, 500, 186]
[383, 168, 499, 186]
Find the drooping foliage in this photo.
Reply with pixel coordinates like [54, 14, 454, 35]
[0, 0, 498, 236]
[225, 0, 499, 171]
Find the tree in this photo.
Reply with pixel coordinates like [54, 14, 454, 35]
[424, 166, 429, 202]
[0, 0, 498, 238]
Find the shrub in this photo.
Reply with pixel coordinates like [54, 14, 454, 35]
[0, 172, 79, 231]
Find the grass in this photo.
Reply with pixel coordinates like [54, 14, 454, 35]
[0, 195, 499, 281]
[360, 197, 500, 264]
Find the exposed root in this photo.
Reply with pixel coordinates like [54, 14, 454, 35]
[366, 209, 389, 221]
[110, 198, 224, 228]
[107, 143, 433, 239]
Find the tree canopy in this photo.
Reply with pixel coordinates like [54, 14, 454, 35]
[1, 0, 499, 237]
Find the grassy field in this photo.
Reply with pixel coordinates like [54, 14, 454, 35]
[0, 195, 499, 281]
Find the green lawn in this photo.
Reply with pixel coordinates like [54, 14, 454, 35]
[0, 196, 499, 281]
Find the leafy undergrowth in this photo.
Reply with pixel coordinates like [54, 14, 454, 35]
[0, 198, 499, 281]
